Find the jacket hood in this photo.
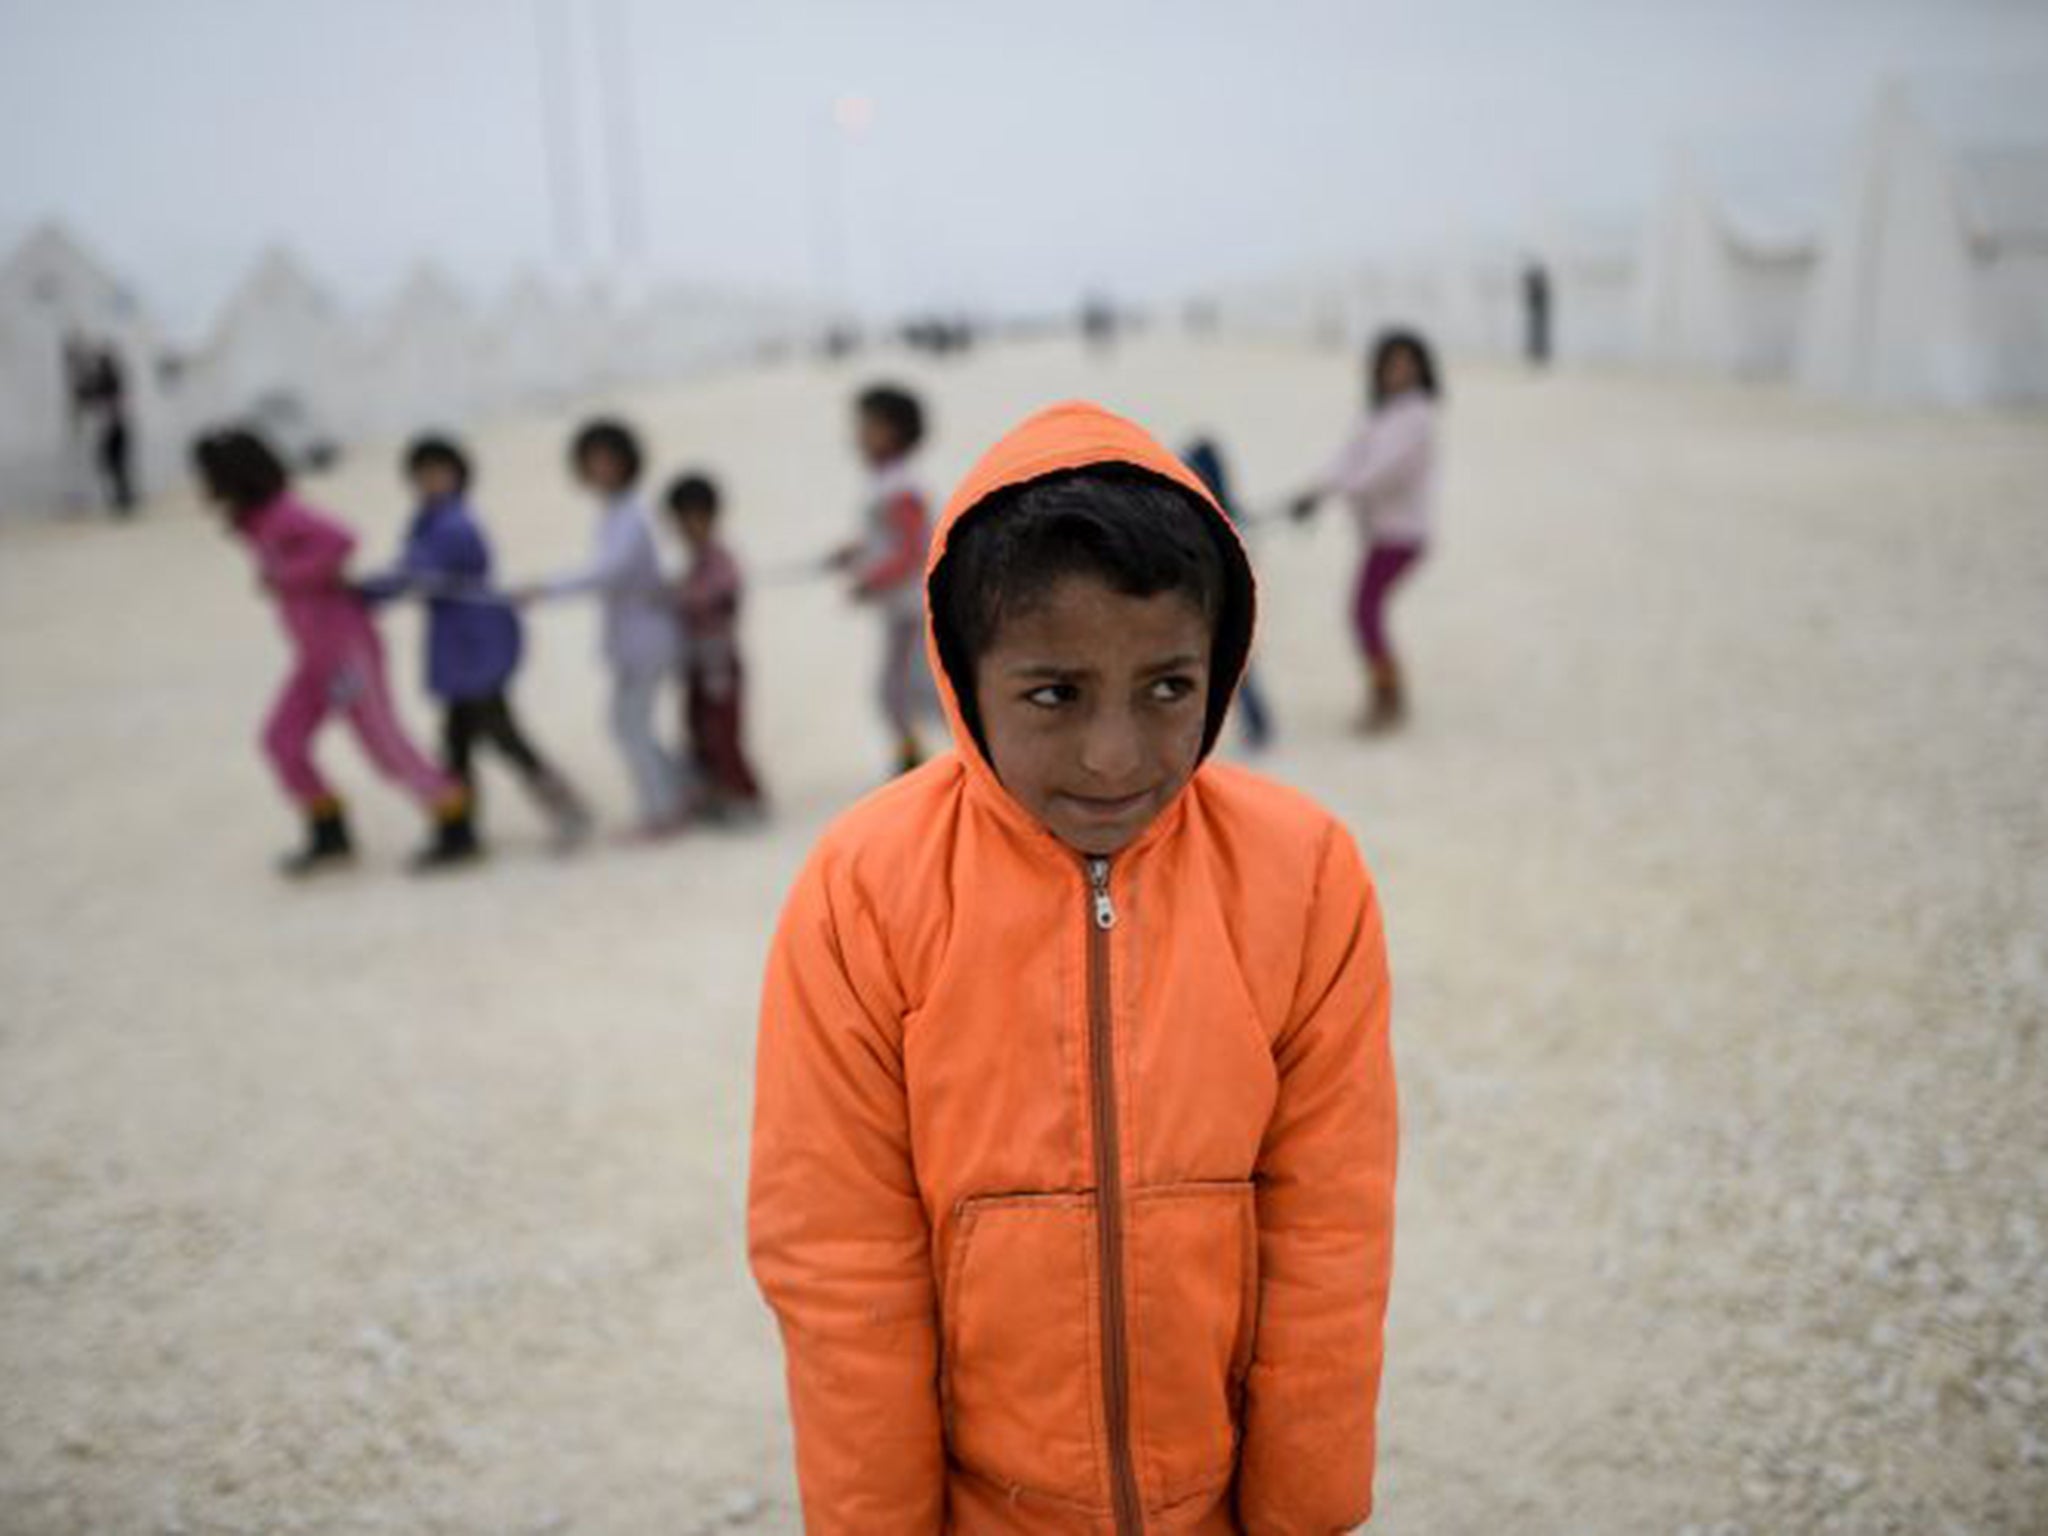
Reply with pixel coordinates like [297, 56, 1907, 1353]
[924, 400, 1257, 816]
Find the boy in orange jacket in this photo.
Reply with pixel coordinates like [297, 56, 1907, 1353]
[748, 402, 1398, 1534]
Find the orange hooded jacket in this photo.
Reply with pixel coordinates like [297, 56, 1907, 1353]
[749, 402, 1397, 1535]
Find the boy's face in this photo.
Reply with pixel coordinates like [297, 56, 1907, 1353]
[974, 574, 1212, 857]
[409, 462, 462, 503]
[854, 410, 900, 467]
[675, 506, 715, 549]
[576, 447, 628, 495]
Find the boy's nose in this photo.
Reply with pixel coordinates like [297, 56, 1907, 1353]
[1078, 707, 1144, 782]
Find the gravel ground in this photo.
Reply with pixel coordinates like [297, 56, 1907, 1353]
[2, 337, 2044, 1534]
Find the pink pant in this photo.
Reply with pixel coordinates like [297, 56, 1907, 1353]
[1353, 540, 1426, 665]
[262, 639, 454, 809]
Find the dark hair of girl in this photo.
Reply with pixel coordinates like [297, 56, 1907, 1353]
[190, 428, 289, 514]
[1368, 328, 1442, 410]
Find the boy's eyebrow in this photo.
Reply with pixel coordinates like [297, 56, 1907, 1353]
[1004, 653, 1207, 680]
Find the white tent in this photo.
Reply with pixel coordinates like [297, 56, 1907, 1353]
[178, 247, 353, 443]
[1423, 239, 1523, 360]
[0, 223, 173, 513]
[1797, 78, 2048, 407]
[1635, 151, 1818, 379]
[472, 273, 598, 412]
[1530, 214, 1640, 364]
[343, 263, 488, 439]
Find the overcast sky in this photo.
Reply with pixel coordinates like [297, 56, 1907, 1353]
[3, 0, 2045, 338]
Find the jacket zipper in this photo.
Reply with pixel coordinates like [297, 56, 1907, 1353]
[1086, 855, 1144, 1535]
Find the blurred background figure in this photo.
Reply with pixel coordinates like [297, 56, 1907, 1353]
[519, 418, 687, 837]
[191, 427, 477, 873]
[358, 434, 592, 854]
[1521, 258, 1552, 368]
[1080, 292, 1118, 354]
[1182, 434, 1275, 752]
[64, 330, 134, 515]
[665, 470, 767, 822]
[1292, 330, 1443, 733]
[831, 382, 941, 775]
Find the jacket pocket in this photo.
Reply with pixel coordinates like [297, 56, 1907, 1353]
[1125, 1180, 1259, 1507]
[940, 1192, 1106, 1509]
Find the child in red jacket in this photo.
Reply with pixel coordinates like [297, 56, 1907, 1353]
[831, 383, 942, 775]
[664, 471, 764, 820]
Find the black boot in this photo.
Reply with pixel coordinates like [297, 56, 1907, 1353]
[280, 805, 354, 877]
[409, 800, 482, 873]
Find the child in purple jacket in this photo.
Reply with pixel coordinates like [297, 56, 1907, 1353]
[359, 436, 590, 851]
[192, 428, 477, 875]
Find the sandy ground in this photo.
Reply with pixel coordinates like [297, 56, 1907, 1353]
[2, 335, 2046, 1536]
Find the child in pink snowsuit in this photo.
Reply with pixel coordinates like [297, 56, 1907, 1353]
[193, 429, 477, 875]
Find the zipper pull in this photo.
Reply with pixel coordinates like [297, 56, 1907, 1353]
[1088, 857, 1117, 930]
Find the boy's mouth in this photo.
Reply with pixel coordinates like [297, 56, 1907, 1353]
[1057, 788, 1155, 822]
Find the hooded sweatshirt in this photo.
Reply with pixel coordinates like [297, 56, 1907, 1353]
[748, 402, 1397, 1536]
[236, 493, 376, 664]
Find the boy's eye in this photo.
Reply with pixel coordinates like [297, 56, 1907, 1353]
[1024, 683, 1079, 709]
[1148, 675, 1198, 703]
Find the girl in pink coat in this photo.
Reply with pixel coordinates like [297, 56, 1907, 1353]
[192, 429, 477, 875]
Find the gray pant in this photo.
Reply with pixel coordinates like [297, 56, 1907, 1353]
[610, 665, 682, 824]
[880, 613, 941, 736]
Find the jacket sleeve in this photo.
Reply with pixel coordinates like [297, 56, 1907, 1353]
[852, 493, 927, 596]
[543, 507, 643, 599]
[355, 527, 431, 606]
[748, 846, 946, 1535]
[1238, 820, 1398, 1535]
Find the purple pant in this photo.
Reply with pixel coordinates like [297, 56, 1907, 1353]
[1353, 541, 1426, 664]
[263, 638, 454, 809]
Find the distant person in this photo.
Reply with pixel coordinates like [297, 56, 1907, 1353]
[65, 335, 135, 515]
[518, 419, 687, 837]
[750, 401, 1397, 1535]
[831, 383, 941, 775]
[1521, 261, 1552, 367]
[1081, 293, 1117, 353]
[1182, 435, 1275, 751]
[664, 471, 765, 821]
[1291, 328, 1441, 733]
[358, 435, 590, 853]
[190, 428, 478, 875]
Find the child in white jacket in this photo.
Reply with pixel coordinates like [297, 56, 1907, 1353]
[521, 418, 686, 834]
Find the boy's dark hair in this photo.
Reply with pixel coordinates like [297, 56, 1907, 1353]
[665, 472, 721, 518]
[1368, 328, 1442, 409]
[933, 466, 1235, 746]
[404, 433, 471, 491]
[570, 417, 643, 485]
[190, 427, 289, 513]
[856, 383, 925, 455]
